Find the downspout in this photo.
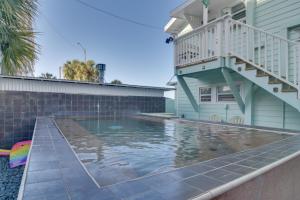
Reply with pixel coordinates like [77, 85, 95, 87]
[225, 104, 229, 122]
[283, 102, 286, 129]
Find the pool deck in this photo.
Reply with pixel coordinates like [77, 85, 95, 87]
[20, 117, 300, 200]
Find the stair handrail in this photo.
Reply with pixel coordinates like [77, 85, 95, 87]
[227, 18, 300, 89]
[228, 18, 299, 46]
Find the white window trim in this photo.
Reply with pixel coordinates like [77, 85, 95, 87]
[197, 82, 244, 105]
[199, 87, 212, 103]
[216, 83, 242, 103]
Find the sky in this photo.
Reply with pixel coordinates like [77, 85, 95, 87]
[34, 0, 184, 98]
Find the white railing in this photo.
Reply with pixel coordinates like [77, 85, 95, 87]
[174, 16, 226, 67]
[174, 16, 300, 93]
[227, 19, 300, 88]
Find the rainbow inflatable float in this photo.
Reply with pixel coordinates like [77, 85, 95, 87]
[0, 149, 10, 156]
[9, 140, 31, 168]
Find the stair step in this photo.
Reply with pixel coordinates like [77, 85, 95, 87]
[282, 84, 298, 92]
[235, 60, 245, 65]
[256, 70, 269, 77]
[269, 77, 282, 84]
[230, 56, 300, 112]
[245, 64, 256, 71]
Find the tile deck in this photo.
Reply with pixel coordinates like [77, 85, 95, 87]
[21, 117, 300, 200]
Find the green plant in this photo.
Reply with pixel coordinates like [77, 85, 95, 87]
[39, 72, 56, 79]
[110, 79, 122, 84]
[0, 0, 38, 75]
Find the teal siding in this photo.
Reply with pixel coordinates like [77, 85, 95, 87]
[284, 105, 300, 130]
[253, 88, 300, 130]
[198, 104, 242, 122]
[176, 74, 244, 122]
[165, 98, 176, 114]
[177, 73, 300, 130]
[255, 0, 300, 34]
[177, 77, 199, 119]
[253, 89, 284, 128]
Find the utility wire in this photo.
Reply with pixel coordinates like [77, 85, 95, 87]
[39, 12, 77, 48]
[73, 0, 163, 31]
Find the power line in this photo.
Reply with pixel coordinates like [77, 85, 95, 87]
[39, 12, 77, 48]
[73, 0, 163, 31]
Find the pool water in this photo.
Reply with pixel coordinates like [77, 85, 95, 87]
[57, 117, 289, 187]
[0, 157, 24, 200]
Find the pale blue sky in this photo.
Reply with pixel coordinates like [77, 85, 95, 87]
[34, 0, 183, 91]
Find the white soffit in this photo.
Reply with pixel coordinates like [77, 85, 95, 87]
[170, 0, 243, 19]
[164, 18, 187, 34]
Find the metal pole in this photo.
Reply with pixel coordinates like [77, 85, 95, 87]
[0, 50, 2, 74]
[59, 66, 62, 79]
[77, 42, 87, 62]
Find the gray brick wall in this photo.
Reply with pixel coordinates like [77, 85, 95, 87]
[0, 91, 165, 148]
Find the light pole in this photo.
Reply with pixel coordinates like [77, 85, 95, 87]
[77, 42, 87, 62]
[0, 52, 2, 74]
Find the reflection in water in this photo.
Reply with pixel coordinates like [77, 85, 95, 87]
[56, 117, 288, 187]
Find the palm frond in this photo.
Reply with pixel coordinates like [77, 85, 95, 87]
[1, 28, 39, 75]
[0, 0, 39, 75]
[0, 0, 38, 28]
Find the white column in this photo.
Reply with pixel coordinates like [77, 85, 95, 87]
[215, 21, 222, 57]
[203, 6, 208, 25]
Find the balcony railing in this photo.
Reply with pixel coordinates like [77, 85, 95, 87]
[174, 16, 226, 67]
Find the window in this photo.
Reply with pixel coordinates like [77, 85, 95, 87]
[200, 87, 212, 102]
[217, 85, 240, 102]
[231, 3, 246, 23]
[288, 25, 300, 42]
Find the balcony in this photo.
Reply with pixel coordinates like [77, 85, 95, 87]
[174, 16, 226, 68]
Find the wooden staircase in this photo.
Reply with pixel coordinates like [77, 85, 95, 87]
[230, 56, 300, 111]
[225, 17, 300, 111]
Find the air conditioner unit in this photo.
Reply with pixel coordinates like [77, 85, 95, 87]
[222, 7, 231, 15]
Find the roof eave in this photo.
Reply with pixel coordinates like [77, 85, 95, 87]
[0, 75, 175, 91]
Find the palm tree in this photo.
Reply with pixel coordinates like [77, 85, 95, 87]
[62, 60, 99, 82]
[0, 0, 38, 75]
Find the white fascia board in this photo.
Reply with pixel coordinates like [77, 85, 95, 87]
[170, 0, 196, 19]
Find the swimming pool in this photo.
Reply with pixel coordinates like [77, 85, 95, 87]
[56, 117, 289, 187]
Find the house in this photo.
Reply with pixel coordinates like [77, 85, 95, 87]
[165, 0, 300, 130]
